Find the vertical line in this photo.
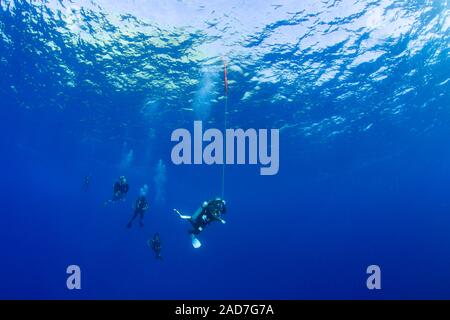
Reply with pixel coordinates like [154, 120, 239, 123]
[222, 95, 227, 199]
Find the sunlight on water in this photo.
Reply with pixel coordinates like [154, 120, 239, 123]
[1, 0, 447, 147]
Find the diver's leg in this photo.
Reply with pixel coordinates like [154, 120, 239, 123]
[188, 228, 202, 249]
[139, 212, 144, 227]
[104, 199, 114, 207]
[105, 193, 119, 206]
[126, 213, 137, 228]
[191, 234, 202, 249]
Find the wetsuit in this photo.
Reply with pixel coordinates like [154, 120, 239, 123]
[127, 196, 148, 228]
[151, 234, 162, 260]
[113, 181, 129, 200]
[189, 200, 226, 235]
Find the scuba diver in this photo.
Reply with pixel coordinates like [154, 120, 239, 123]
[104, 176, 129, 206]
[82, 174, 91, 192]
[148, 233, 163, 260]
[126, 194, 149, 228]
[173, 198, 227, 249]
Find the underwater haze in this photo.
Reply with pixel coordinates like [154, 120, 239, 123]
[0, 0, 449, 299]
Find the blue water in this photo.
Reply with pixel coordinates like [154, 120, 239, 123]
[0, 0, 449, 299]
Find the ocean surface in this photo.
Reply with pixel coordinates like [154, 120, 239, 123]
[0, 0, 449, 299]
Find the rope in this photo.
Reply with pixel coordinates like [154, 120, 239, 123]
[221, 59, 228, 200]
[221, 94, 228, 199]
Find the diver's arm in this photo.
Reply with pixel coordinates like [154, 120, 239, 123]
[173, 209, 191, 220]
[216, 217, 227, 224]
[210, 215, 226, 224]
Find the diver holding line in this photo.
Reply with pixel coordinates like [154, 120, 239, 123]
[172, 60, 230, 249]
[174, 198, 227, 249]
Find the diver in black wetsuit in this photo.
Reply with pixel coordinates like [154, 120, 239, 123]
[104, 176, 129, 206]
[174, 198, 227, 248]
[149, 233, 163, 260]
[113, 176, 129, 201]
[127, 195, 149, 228]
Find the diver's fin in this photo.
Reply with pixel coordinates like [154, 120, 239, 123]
[191, 234, 202, 249]
[174, 209, 191, 220]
